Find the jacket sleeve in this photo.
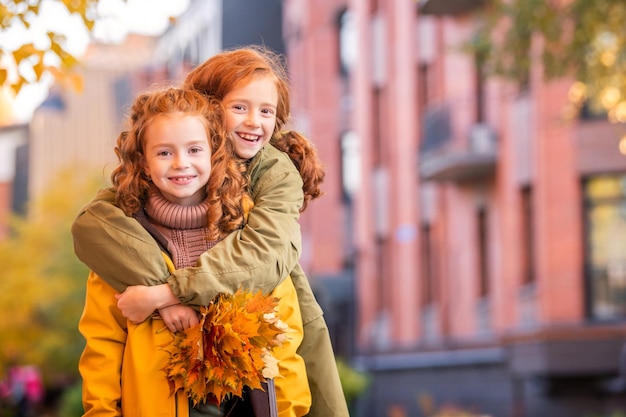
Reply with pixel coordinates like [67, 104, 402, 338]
[169, 148, 304, 305]
[71, 147, 303, 306]
[78, 271, 128, 417]
[71, 188, 170, 293]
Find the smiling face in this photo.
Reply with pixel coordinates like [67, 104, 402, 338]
[142, 112, 212, 206]
[222, 75, 278, 160]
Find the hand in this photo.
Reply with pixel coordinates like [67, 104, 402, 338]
[159, 304, 200, 332]
[115, 285, 160, 323]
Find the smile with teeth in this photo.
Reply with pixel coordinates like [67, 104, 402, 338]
[169, 176, 195, 183]
[238, 132, 261, 142]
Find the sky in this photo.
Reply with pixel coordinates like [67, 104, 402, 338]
[3, 0, 190, 121]
[92, 0, 191, 44]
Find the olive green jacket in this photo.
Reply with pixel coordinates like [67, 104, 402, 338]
[72, 144, 349, 417]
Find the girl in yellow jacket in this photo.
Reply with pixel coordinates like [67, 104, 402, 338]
[78, 87, 310, 417]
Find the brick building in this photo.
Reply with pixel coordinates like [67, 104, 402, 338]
[282, 0, 626, 416]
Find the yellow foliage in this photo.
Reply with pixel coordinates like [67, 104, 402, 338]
[0, 168, 104, 378]
[0, 0, 104, 94]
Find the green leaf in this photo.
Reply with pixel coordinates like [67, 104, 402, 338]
[466, 0, 626, 119]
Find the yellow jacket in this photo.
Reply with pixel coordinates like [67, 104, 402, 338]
[79, 262, 311, 416]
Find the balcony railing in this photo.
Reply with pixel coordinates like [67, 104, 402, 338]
[418, 0, 484, 15]
[420, 122, 498, 183]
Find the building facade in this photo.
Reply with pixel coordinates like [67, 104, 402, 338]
[283, 0, 626, 416]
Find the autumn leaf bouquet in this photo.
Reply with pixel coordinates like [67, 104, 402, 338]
[163, 289, 288, 406]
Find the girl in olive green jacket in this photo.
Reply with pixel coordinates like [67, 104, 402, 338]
[73, 47, 348, 417]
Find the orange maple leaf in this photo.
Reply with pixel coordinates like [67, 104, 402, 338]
[163, 289, 288, 406]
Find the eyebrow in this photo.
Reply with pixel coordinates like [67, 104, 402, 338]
[225, 97, 277, 109]
[147, 139, 208, 149]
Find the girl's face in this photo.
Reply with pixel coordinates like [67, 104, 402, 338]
[142, 113, 212, 206]
[222, 76, 278, 160]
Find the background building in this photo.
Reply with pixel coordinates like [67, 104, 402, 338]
[283, 0, 626, 416]
[4, 0, 626, 415]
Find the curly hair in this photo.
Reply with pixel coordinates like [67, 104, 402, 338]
[271, 131, 325, 212]
[185, 46, 325, 210]
[110, 87, 248, 240]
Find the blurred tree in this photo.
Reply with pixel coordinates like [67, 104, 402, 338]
[0, 169, 103, 384]
[0, 0, 106, 95]
[472, 0, 626, 120]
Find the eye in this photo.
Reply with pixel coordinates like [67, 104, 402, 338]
[157, 150, 172, 157]
[231, 104, 246, 112]
[189, 147, 204, 154]
[261, 108, 275, 116]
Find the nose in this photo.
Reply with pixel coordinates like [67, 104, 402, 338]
[173, 154, 190, 169]
[245, 111, 260, 127]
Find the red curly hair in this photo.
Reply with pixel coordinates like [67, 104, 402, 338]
[110, 87, 248, 240]
[270, 131, 324, 212]
[184, 46, 325, 211]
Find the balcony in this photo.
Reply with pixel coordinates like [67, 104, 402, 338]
[418, 0, 484, 15]
[505, 325, 626, 381]
[420, 123, 498, 183]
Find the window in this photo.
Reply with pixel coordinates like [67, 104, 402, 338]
[477, 207, 489, 297]
[418, 63, 430, 113]
[372, 87, 383, 166]
[584, 175, 626, 320]
[520, 186, 535, 284]
[376, 236, 387, 314]
[475, 52, 485, 123]
[579, 100, 608, 121]
[420, 223, 436, 306]
[338, 9, 356, 77]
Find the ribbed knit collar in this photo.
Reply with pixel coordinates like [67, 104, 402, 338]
[144, 191, 209, 230]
